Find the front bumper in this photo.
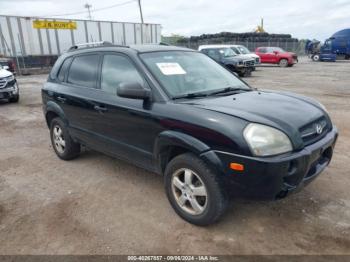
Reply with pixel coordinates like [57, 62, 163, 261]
[291, 57, 298, 64]
[0, 80, 18, 99]
[202, 126, 338, 200]
[235, 65, 254, 75]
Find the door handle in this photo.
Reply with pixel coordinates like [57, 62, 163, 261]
[94, 105, 108, 112]
[57, 96, 66, 102]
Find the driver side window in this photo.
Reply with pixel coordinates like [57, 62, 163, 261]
[101, 54, 144, 94]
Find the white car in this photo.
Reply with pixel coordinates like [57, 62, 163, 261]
[199, 44, 261, 66]
[0, 65, 19, 103]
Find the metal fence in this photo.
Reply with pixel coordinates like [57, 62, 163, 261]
[173, 40, 307, 55]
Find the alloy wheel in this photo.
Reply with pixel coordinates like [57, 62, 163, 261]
[171, 168, 208, 215]
[53, 125, 66, 154]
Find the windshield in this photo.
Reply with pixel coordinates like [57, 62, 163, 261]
[237, 46, 251, 54]
[140, 51, 250, 98]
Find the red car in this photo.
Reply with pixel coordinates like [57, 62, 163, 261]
[255, 47, 298, 67]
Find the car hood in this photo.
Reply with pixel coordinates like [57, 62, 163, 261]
[0, 68, 12, 78]
[242, 53, 260, 59]
[284, 52, 297, 57]
[183, 90, 327, 148]
[223, 55, 254, 62]
[236, 54, 257, 60]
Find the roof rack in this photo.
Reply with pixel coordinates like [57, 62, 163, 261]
[159, 42, 170, 46]
[67, 41, 129, 52]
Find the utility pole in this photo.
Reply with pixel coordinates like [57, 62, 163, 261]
[138, 0, 144, 24]
[84, 3, 92, 20]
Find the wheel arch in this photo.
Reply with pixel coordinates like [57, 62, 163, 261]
[45, 101, 68, 128]
[154, 131, 212, 174]
[279, 57, 289, 62]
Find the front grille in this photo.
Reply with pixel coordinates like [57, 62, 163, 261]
[0, 78, 6, 89]
[244, 60, 255, 67]
[300, 116, 329, 145]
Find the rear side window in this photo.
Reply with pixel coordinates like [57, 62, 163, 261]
[57, 57, 72, 82]
[101, 54, 144, 94]
[68, 54, 100, 88]
[258, 48, 267, 53]
[206, 49, 221, 60]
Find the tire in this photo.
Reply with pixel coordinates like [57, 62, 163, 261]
[50, 117, 80, 160]
[9, 94, 19, 103]
[279, 59, 289, 67]
[312, 54, 320, 62]
[243, 69, 252, 77]
[164, 153, 228, 226]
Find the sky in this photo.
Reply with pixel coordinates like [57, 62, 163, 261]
[1, 0, 350, 41]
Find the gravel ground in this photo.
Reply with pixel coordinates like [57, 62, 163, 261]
[0, 58, 349, 255]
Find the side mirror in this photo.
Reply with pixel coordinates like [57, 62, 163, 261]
[117, 82, 151, 100]
[3, 65, 9, 70]
[273, 51, 279, 55]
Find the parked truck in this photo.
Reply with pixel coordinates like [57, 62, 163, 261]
[309, 28, 350, 62]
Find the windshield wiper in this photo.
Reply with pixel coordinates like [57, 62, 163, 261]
[172, 87, 249, 100]
[208, 86, 247, 96]
[172, 92, 208, 100]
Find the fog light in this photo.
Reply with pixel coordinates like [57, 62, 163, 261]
[229, 163, 244, 171]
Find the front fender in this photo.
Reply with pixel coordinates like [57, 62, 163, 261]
[223, 61, 237, 67]
[153, 130, 225, 175]
[154, 130, 210, 156]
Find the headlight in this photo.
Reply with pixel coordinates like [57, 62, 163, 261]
[243, 123, 293, 156]
[5, 75, 15, 82]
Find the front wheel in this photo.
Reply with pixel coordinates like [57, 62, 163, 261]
[279, 59, 289, 67]
[164, 153, 228, 226]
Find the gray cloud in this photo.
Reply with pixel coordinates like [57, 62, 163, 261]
[0, 0, 349, 40]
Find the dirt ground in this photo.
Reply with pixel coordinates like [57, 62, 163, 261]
[0, 58, 349, 255]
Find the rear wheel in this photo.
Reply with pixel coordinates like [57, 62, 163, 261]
[50, 117, 80, 160]
[164, 153, 228, 226]
[279, 59, 289, 67]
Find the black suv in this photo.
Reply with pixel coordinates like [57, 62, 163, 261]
[42, 42, 338, 225]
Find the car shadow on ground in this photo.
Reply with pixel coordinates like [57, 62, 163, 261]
[0, 99, 13, 106]
[73, 147, 328, 231]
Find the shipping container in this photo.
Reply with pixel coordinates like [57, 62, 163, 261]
[0, 15, 161, 57]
